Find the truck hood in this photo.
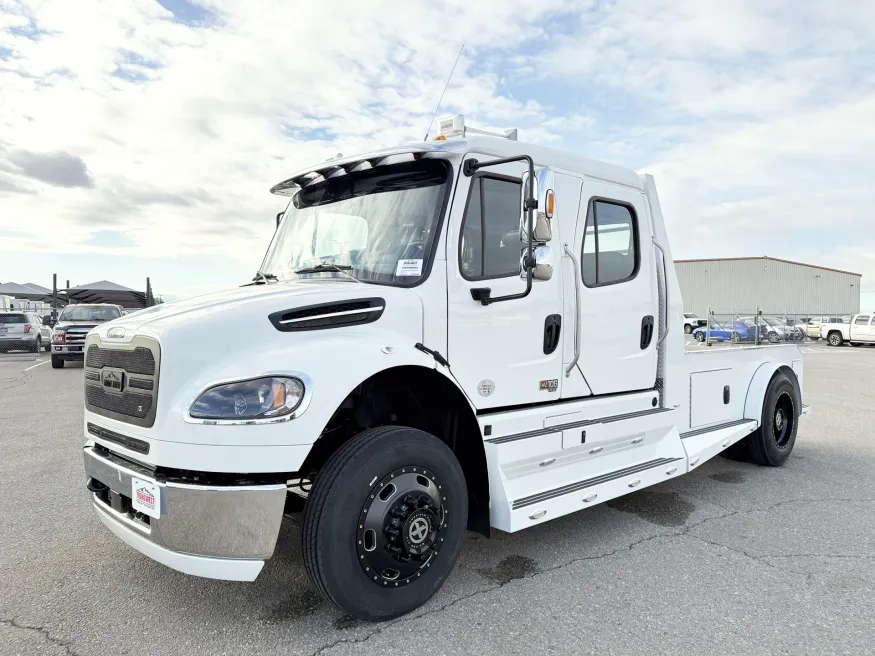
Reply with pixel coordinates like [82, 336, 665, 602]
[86, 278, 428, 447]
[108, 279, 415, 333]
[55, 320, 105, 331]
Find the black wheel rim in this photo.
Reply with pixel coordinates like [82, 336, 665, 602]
[773, 392, 794, 449]
[357, 466, 447, 587]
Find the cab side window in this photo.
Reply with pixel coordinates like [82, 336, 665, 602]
[459, 176, 522, 280]
[854, 315, 869, 325]
[581, 199, 639, 287]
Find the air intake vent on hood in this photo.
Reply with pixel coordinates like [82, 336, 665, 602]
[269, 298, 385, 332]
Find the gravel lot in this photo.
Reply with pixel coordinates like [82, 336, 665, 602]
[1, 345, 873, 656]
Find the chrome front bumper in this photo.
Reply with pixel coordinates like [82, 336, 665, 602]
[83, 446, 287, 581]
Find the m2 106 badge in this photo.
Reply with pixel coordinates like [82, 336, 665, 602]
[539, 379, 559, 392]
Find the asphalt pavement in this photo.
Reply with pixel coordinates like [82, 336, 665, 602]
[1, 346, 873, 656]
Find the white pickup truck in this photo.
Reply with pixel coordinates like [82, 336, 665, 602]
[81, 115, 807, 622]
[823, 313, 875, 346]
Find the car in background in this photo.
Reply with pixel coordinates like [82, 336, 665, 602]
[0, 311, 52, 353]
[823, 313, 875, 346]
[51, 304, 123, 368]
[793, 317, 822, 339]
[683, 313, 707, 334]
[754, 316, 805, 343]
[692, 317, 761, 343]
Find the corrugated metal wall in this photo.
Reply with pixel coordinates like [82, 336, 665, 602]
[675, 258, 861, 317]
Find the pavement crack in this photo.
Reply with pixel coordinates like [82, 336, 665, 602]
[1, 617, 80, 656]
[308, 496, 875, 655]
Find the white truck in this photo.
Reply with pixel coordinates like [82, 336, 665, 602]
[81, 116, 807, 622]
[823, 312, 875, 346]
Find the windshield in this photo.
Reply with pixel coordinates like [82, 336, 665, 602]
[60, 306, 121, 322]
[762, 317, 783, 327]
[261, 159, 451, 286]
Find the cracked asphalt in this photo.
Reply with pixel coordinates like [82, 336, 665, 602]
[1, 346, 873, 656]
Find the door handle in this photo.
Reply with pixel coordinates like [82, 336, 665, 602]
[640, 316, 655, 350]
[543, 315, 561, 354]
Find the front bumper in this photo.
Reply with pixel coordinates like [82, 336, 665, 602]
[83, 446, 287, 581]
[53, 344, 85, 358]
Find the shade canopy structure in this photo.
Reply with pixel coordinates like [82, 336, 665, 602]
[64, 280, 148, 309]
[0, 282, 59, 303]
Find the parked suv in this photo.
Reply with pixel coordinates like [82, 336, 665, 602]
[51, 304, 123, 368]
[0, 311, 52, 353]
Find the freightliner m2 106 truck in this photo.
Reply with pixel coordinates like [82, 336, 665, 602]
[81, 115, 807, 621]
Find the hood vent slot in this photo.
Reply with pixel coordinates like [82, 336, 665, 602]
[269, 298, 385, 332]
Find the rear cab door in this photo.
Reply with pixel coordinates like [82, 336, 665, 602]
[569, 180, 659, 395]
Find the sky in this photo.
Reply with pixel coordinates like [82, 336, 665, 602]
[1, 0, 873, 308]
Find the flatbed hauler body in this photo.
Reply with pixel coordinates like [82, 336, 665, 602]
[82, 117, 807, 621]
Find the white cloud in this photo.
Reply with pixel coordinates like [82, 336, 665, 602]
[0, 0, 873, 305]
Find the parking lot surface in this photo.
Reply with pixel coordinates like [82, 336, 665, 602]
[1, 346, 873, 656]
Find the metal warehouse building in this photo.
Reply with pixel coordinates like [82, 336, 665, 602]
[675, 256, 862, 318]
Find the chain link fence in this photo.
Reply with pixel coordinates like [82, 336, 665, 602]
[689, 309, 853, 346]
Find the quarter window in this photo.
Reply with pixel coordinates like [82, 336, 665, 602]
[581, 200, 639, 286]
[459, 176, 522, 279]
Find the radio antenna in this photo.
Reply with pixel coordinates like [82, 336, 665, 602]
[422, 44, 464, 141]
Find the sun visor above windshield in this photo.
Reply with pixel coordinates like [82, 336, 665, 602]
[270, 142, 463, 196]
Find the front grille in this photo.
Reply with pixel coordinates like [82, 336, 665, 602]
[86, 385, 152, 419]
[87, 422, 150, 455]
[66, 329, 91, 345]
[86, 345, 155, 375]
[127, 377, 154, 391]
[84, 336, 160, 427]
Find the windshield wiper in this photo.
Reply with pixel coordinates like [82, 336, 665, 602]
[294, 263, 361, 283]
[248, 271, 278, 285]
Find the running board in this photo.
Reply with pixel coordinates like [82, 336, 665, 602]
[682, 419, 758, 471]
[512, 457, 681, 509]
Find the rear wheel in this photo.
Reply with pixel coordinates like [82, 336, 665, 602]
[301, 425, 468, 622]
[51, 355, 64, 369]
[827, 331, 843, 347]
[30, 337, 41, 353]
[746, 373, 798, 467]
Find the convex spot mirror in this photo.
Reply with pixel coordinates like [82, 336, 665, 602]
[520, 168, 555, 243]
[520, 244, 553, 281]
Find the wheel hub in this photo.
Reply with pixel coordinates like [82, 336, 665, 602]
[357, 468, 446, 586]
[775, 409, 784, 430]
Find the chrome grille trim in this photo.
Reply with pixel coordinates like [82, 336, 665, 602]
[84, 335, 160, 428]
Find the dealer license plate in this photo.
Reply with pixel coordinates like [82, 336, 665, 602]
[131, 477, 161, 519]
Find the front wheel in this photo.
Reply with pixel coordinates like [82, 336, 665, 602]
[695, 332, 705, 342]
[767, 332, 779, 343]
[301, 426, 468, 622]
[684, 324, 693, 334]
[827, 332, 843, 347]
[51, 355, 64, 369]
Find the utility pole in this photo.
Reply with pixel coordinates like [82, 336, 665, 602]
[146, 277, 152, 307]
[52, 273, 58, 322]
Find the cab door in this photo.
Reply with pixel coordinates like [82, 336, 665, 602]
[569, 181, 659, 395]
[446, 154, 564, 409]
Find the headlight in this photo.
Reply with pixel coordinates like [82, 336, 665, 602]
[189, 376, 305, 421]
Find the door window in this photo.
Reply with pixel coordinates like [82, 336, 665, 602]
[459, 176, 522, 280]
[855, 315, 869, 325]
[581, 199, 639, 287]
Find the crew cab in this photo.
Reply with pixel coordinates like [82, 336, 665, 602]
[823, 313, 875, 346]
[51, 304, 123, 368]
[81, 115, 807, 622]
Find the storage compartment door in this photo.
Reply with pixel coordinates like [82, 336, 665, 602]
[689, 369, 733, 429]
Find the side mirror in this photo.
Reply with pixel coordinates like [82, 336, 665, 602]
[276, 211, 284, 228]
[520, 168, 554, 243]
[521, 245, 553, 281]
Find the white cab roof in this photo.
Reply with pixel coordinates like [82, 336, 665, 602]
[272, 136, 643, 195]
